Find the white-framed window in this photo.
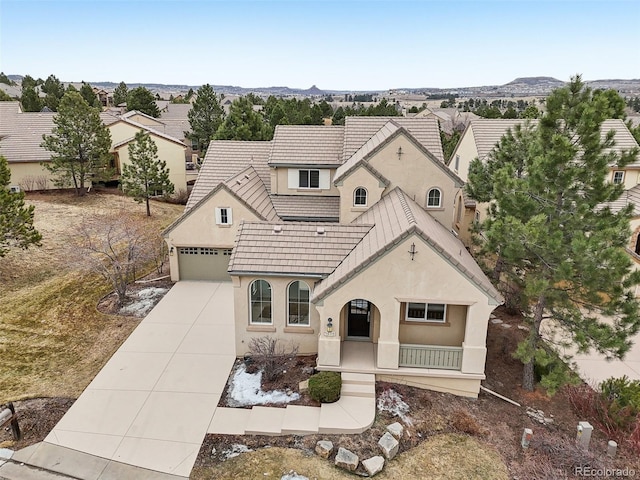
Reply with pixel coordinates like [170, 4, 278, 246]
[215, 207, 232, 225]
[405, 302, 446, 323]
[613, 171, 625, 184]
[299, 169, 320, 189]
[353, 187, 367, 206]
[454, 155, 460, 172]
[250, 279, 272, 324]
[287, 281, 310, 326]
[426, 188, 442, 208]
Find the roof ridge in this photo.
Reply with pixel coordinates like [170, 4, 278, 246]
[395, 188, 416, 225]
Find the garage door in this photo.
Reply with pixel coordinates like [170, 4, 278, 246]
[177, 247, 232, 281]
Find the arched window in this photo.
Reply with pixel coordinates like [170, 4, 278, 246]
[249, 279, 272, 324]
[427, 188, 442, 208]
[353, 187, 367, 206]
[288, 281, 310, 326]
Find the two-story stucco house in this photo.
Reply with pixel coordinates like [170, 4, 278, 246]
[163, 117, 504, 398]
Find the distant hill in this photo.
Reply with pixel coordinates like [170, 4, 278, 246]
[503, 77, 564, 87]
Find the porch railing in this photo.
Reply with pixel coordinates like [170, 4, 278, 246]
[399, 344, 462, 370]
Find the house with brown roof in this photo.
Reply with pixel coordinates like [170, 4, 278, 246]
[163, 116, 503, 397]
[0, 102, 188, 192]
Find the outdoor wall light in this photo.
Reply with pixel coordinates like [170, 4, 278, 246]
[169, 246, 174, 256]
[326, 318, 333, 333]
[408, 242, 417, 260]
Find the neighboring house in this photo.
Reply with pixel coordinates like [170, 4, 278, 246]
[163, 116, 503, 398]
[0, 102, 187, 192]
[104, 111, 188, 191]
[410, 108, 479, 135]
[449, 118, 640, 244]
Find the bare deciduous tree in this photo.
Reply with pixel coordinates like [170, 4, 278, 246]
[70, 212, 156, 306]
[248, 336, 299, 382]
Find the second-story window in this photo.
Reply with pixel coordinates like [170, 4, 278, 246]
[299, 169, 320, 188]
[613, 171, 625, 184]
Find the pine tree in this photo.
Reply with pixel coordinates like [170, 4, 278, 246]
[214, 96, 270, 141]
[127, 86, 160, 117]
[187, 84, 225, 152]
[120, 131, 174, 216]
[41, 74, 65, 111]
[41, 91, 112, 196]
[79, 82, 101, 108]
[468, 76, 640, 393]
[0, 156, 42, 256]
[113, 81, 128, 106]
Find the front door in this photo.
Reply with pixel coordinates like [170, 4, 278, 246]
[347, 299, 371, 340]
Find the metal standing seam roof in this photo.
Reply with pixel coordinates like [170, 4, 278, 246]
[268, 125, 345, 166]
[269, 195, 340, 220]
[312, 187, 503, 303]
[185, 141, 272, 211]
[342, 116, 445, 163]
[0, 102, 55, 163]
[228, 221, 373, 276]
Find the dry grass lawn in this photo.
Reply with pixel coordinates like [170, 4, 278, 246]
[190, 434, 508, 480]
[0, 191, 183, 402]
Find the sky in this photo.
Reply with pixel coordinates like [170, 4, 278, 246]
[1, 0, 639, 91]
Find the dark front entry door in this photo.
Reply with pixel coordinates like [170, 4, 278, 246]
[347, 299, 370, 339]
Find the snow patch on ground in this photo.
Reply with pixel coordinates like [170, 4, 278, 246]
[227, 364, 300, 407]
[377, 388, 413, 426]
[281, 472, 309, 480]
[221, 444, 253, 460]
[119, 287, 168, 316]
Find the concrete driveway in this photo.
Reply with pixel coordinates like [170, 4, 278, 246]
[39, 281, 235, 478]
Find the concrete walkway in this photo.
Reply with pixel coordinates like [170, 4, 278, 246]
[39, 281, 234, 478]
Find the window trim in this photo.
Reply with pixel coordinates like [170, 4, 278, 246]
[287, 280, 311, 327]
[426, 188, 442, 208]
[215, 207, 232, 225]
[353, 187, 368, 206]
[613, 170, 625, 184]
[454, 155, 460, 172]
[299, 169, 320, 189]
[249, 279, 272, 325]
[405, 302, 447, 323]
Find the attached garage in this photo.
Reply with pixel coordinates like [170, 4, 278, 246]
[177, 247, 232, 281]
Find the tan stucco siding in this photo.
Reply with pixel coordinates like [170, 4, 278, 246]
[271, 167, 339, 196]
[8, 162, 55, 191]
[449, 128, 478, 183]
[233, 275, 321, 355]
[165, 189, 262, 281]
[376, 374, 481, 398]
[109, 123, 187, 191]
[610, 168, 640, 190]
[316, 234, 496, 371]
[125, 113, 165, 128]
[398, 304, 467, 346]
[336, 166, 386, 223]
[367, 136, 460, 228]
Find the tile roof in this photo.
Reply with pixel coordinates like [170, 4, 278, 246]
[225, 166, 278, 221]
[268, 125, 344, 166]
[468, 118, 638, 163]
[228, 221, 373, 276]
[0, 102, 55, 163]
[312, 188, 503, 303]
[185, 141, 272, 211]
[603, 183, 640, 217]
[343, 116, 445, 163]
[270, 195, 340, 221]
[159, 104, 192, 141]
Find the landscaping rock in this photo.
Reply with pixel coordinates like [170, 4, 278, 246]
[281, 471, 309, 480]
[315, 440, 333, 459]
[386, 422, 404, 439]
[526, 407, 554, 425]
[335, 447, 359, 471]
[362, 456, 385, 476]
[378, 432, 399, 460]
[490, 318, 503, 324]
[299, 379, 309, 393]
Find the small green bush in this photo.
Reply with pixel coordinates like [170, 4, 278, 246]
[599, 376, 640, 430]
[308, 371, 342, 403]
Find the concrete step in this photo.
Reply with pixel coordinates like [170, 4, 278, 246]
[280, 405, 321, 435]
[341, 382, 376, 398]
[341, 372, 375, 386]
[208, 407, 251, 435]
[244, 406, 286, 436]
[318, 396, 375, 435]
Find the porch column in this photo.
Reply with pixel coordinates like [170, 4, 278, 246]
[316, 305, 341, 367]
[461, 303, 490, 374]
[376, 301, 400, 369]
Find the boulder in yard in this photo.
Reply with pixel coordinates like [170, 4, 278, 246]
[315, 440, 333, 459]
[334, 447, 358, 471]
[362, 455, 385, 476]
[386, 422, 403, 439]
[378, 432, 399, 460]
[299, 379, 309, 393]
